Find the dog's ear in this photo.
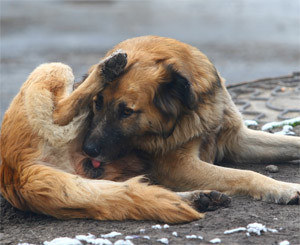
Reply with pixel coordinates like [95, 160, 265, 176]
[153, 66, 197, 138]
[154, 66, 197, 121]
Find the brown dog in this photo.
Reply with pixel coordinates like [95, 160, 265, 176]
[83, 36, 300, 205]
[0, 50, 230, 223]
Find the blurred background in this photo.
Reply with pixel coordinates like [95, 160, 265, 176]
[1, 0, 300, 122]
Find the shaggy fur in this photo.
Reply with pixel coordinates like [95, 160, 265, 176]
[84, 36, 300, 205]
[1, 50, 225, 223]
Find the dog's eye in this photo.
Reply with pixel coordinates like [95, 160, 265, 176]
[122, 108, 134, 118]
[95, 94, 103, 111]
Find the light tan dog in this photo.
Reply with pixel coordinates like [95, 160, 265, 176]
[0, 50, 230, 223]
[83, 36, 300, 205]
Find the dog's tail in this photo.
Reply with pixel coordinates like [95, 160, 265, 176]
[0, 162, 203, 223]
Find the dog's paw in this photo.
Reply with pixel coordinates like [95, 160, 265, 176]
[102, 49, 127, 82]
[177, 190, 231, 212]
[260, 182, 300, 205]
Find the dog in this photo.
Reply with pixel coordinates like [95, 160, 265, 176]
[83, 36, 300, 205]
[0, 50, 230, 223]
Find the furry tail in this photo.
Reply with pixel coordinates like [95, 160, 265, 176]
[0, 163, 203, 223]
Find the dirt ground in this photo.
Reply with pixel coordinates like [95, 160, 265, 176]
[0, 127, 299, 245]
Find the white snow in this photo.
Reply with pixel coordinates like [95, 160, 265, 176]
[101, 232, 122, 238]
[185, 235, 203, 239]
[172, 231, 178, 237]
[75, 234, 96, 242]
[279, 240, 290, 245]
[88, 238, 112, 245]
[210, 238, 221, 244]
[186, 235, 197, 239]
[267, 228, 278, 233]
[224, 227, 247, 234]
[244, 120, 258, 127]
[274, 125, 295, 135]
[151, 224, 162, 229]
[143, 236, 150, 240]
[75, 234, 111, 245]
[44, 237, 82, 245]
[261, 117, 300, 131]
[139, 229, 145, 233]
[114, 240, 134, 245]
[157, 238, 169, 244]
[163, 224, 170, 229]
[246, 223, 267, 235]
[124, 236, 139, 240]
[224, 223, 278, 237]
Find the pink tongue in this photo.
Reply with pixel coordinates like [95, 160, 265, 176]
[92, 159, 101, 168]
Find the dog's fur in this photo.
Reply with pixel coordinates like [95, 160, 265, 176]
[0, 50, 227, 223]
[1, 36, 299, 223]
[83, 36, 300, 205]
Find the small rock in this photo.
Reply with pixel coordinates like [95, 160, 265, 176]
[265, 165, 279, 173]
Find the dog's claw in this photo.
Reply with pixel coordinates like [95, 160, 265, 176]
[193, 191, 231, 212]
[102, 49, 127, 82]
[287, 192, 300, 205]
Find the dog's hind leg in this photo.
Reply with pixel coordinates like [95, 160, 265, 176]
[154, 142, 300, 205]
[52, 50, 127, 126]
[0, 163, 203, 223]
[222, 125, 300, 164]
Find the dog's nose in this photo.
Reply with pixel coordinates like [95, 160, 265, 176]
[82, 143, 100, 158]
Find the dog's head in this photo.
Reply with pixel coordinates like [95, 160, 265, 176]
[83, 36, 222, 161]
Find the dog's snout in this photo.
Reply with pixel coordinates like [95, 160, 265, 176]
[83, 142, 100, 158]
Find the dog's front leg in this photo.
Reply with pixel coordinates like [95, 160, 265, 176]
[153, 143, 300, 205]
[53, 50, 127, 126]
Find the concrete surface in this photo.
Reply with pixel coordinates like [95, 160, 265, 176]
[1, 0, 300, 122]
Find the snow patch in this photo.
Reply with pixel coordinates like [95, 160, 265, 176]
[224, 227, 247, 234]
[157, 238, 169, 244]
[185, 235, 203, 239]
[75, 234, 96, 242]
[244, 120, 258, 127]
[274, 125, 295, 135]
[143, 236, 150, 240]
[139, 229, 145, 233]
[114, 240, 134, 245]
[247, 223, 267, 235]
[279, 240, 290, 245]
[172, 231, 178, 237]
[88, 238, 112, 245]
[261, 117, 300, 131]
[186, 235, 197, 239]
[124, 235, 139, 240]
[151, 224, 162, 229]
[210, 238, 221, 244]
[163, 224, 170, 229]
[224, 223, 278, 236]
[44, 237, 82, 245]
[101, 232, 122, 238]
